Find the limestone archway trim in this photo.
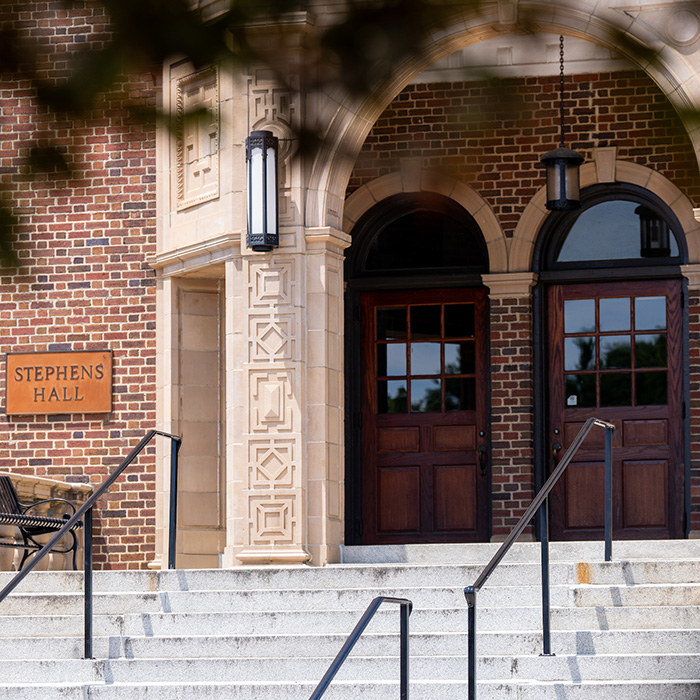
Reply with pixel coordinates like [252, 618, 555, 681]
[509, 160, 700, 272]
[308, 3, 700, 233]
[343, 169, 509, 273]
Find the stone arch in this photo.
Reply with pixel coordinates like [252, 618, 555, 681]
[306, 3, 700, 232]
[510, 159, 700, 271]
[343, 169, 508, 272]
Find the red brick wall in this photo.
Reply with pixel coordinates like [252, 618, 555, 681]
[348, 72, 700, 234]
[489, 296, 535, 537]
[347, 71, 700, 537]
[0, 2, 157, 568]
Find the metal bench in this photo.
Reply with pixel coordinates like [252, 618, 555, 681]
[0, 476, 83, 570]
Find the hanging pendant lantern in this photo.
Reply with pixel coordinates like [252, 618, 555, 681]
[541, 36, 584, 211]
[636, 205, 671, 258]
[246, 130, 279, 252]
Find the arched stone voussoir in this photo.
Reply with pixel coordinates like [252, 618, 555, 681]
[511, 160, 698, 270]
[310, 2, 700, 236]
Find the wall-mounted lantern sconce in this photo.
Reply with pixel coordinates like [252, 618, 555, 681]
[636, 205, 671, 258]
[541, 35, 584, 211]
[246, 130, 279, 252]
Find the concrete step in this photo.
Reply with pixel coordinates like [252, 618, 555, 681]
[0, 584, 572, 616]
[4, 600, 700, 643]
[340, 539, 700, 564]
[573, 582, 700, 607]
[4, 625, 700, 661]
[0, 541, 699, 698]
[0, 652, 696, 684]
[0, 680, 698, 700]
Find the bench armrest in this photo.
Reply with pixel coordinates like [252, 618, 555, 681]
[21, 498, 76, 516]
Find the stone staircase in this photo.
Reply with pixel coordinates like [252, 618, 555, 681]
[0, 540, 699, 698]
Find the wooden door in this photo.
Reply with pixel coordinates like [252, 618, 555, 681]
[547, 280, 684, 540]
[360, 288, 490, 544]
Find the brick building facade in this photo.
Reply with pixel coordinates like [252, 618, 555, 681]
[0, 2, 158, 568]
[2, 2, 700, 569]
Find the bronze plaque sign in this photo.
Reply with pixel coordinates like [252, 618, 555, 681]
[6, 351, 112, 415]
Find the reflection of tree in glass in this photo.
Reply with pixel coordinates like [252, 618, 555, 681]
[573, 337, 595, 370]
[411, 379, 441, 412]
[446, 356, 460, 375]
[388, 386, 407, 413]
[601, 340, 631, 369]
[635, 335, 667, 368]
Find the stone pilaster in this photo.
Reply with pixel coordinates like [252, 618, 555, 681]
[305, 227, 352, 565]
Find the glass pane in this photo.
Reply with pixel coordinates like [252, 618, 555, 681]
[444, 304, 475, 338]
[600, 336, 631, 369]
[565, 299, 595, 334]
[600, 373, 632, 407]
[599, 298, 630, 332]
[410, 305, 441, 338]
[445, 342, 475, 375]
[411, 343, 441, 376]
[378, 380, 407, 413]
[565, 337, 596, 371]
[377, 343, 406, 376]
[365, 209, 488, 271]
[636, 371, 667, 406]
[411, 379, 442, 412]
[635, 296, 666, 330]
[377, 307, 407, 340]
[556, 200, 679, 262]
[565, 374, 596, 408]
[445, 378, 476, 411]
[635, 334, 667, 368]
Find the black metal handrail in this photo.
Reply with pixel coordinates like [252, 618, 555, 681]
[464, 416, 615, 700]
[0, 429, 181, 659]
[309, 596, 413, 700]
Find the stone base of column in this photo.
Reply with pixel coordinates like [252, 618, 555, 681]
[233, 546, 311, 565]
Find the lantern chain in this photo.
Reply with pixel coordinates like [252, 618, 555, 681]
[559, 34, 566, 148]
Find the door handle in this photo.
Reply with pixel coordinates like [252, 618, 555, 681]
[552, 442, 562, 462]
[478, 445, 488, 477]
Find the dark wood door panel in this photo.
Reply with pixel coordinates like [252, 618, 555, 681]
[548, 280, 683, 540]
[361, 287, 489, 544]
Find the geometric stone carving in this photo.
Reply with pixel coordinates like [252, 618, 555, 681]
[249, 494, 297, 545]
[250, 83, 294, 132]
[250, 371, 295, 432]
[249, 314, 295, 362]
[249, 439, 296, 488]
[249, 67, 296, 224]
[176, 67, 219, 210]
[249, 260, 294, 308]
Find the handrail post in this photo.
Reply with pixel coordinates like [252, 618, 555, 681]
[540, 498, 552, 656]
[604, 425, 614, 562]
[400, 600, 409, 700]
[84, 505, 93, 659]
[168, 437, 181, 570]
[465, 586, 476, 700]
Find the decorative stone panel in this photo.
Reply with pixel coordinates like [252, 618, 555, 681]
[176, 66, 219, 210]
[247, 67, 298, 228]
[232, 255, 308, 565]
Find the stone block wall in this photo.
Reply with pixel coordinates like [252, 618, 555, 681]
[0, 2, 157, 568]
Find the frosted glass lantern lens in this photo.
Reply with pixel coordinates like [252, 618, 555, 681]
[566, 164, 580, 200]
[547, 166, 561, 200]
[250, 147, 264, 234]
[266, 146, 277, 233]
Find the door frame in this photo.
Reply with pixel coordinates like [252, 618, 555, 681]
[358, 286, 491, 544]
[532, 184, 691, 541]
[344, 193, 491, 545]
